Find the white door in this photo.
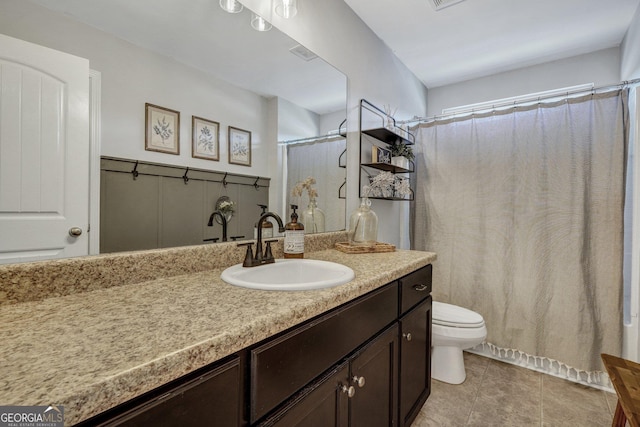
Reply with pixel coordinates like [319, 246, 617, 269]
[0, 33, 90, 264]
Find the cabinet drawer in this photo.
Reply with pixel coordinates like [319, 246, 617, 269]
[251, 283, 398, 423]
[95, 356, 242, 427]
[399, 264, 432, 314]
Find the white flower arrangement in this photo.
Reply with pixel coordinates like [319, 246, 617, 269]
[292, 176, 318, 200]
[218, 200, 235, 213]
[365, 171, 412, 198]
[394, 177, 412, 197]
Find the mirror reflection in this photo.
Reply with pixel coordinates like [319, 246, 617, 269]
[23, 0, 346, 255]
[284, 134, 346, 234]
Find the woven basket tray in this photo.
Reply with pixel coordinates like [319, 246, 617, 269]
[334, 241, 396, 254]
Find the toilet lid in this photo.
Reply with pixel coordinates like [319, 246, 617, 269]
[432, 301, 485, 328]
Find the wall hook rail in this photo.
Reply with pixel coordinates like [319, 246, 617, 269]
[131, 161, 139, 180]
[183, 167, 190, 184]
[253, 176, 260, 190]
[222, 172, 228, 188]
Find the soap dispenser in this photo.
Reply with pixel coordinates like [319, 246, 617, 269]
[254, 204, 273, 239]
[284, 204, 304, 259]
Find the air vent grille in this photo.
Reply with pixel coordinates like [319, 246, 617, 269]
[429, 0, 466, 11]
[289, 44, 318, 62]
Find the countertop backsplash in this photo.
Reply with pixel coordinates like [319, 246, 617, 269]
[0, 231, 350, 306]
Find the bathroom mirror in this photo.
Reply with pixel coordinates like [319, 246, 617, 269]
[22, 0, 347, 256]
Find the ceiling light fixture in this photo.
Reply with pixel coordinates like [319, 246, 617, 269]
[251, 13, 272, 31]
[219, 0, 243, 13]
[275, 0, 298, 19]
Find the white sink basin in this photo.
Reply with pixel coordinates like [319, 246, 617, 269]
[221, 259, 355, 291]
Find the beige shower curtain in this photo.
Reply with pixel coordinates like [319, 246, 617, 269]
[412, 90, 628, 373]
[286, 138, 346, 232]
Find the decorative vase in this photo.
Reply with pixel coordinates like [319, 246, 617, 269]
[391, 156, 410, 171]
[300, 197, 325, 234]
[348, 197, 378, 246]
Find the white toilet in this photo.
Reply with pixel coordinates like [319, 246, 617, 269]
[431, 301, 487, 385]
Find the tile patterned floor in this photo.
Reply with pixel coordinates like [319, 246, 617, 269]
[413, 352, 618, 426]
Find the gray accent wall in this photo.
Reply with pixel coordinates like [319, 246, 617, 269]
[100, 157, 269, 253]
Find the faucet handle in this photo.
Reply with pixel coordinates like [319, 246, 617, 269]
[238, 242, 254, 267]
[264, 239, 278, 263]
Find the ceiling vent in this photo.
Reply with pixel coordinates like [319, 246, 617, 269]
[429, 0, 466, 11]
[289, 44, 318, 62]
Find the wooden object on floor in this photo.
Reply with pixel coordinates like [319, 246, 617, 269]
[334, 241, 396, 254]
[601, 353, 640, 427]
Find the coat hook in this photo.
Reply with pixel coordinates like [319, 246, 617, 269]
[222, 172, 228, 188]
[131, 161, 139, 180]
[183, 167, 190, 184]
[254, 176, 260, 190]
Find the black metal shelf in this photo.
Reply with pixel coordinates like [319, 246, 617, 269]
[358, 99, 415, 201]
[362, 127, 414, 146]
[361, 162, 413, 173]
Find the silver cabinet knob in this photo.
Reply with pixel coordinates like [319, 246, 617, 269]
[352, 376, 366, 388]
[341, 385, 356, 398]
[403, 332, 412, 341]
[413, 283, 428, 292]
[68, 227, 83, 237]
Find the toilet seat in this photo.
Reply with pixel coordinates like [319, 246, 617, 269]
[432, 301, 485, 328]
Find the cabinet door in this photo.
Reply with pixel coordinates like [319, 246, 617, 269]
[259, 362, 350, 427]
[399, 296, 432, 427]
[100, 357, 242, 427]
[251, 283, 397, 422]
[350, 324, 399, 427]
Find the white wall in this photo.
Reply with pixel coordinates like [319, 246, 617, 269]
[242, 0, 429, 248]
[277, 98, 321, 142]
[0, 0, 271, 178]
[2, 0, 429, 248]
[622, 4, 640, 80]
[427, 47, 621, 116]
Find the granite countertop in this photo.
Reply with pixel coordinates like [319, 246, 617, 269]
[0, 248, 435, 424]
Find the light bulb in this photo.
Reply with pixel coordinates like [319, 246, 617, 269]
[251, 13, 272, 31]
[275, 0, 298, 19]
[219, 0, 243, 13]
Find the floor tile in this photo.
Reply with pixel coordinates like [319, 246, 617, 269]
[412, 352, 614, 427]
[541, 374, 612, 426]
[415, 353, 489, 426]
[466, 358, 542, 426]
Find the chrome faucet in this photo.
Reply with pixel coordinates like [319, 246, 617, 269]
[207, 211, 228, 242]
[241, 212, 285, 267]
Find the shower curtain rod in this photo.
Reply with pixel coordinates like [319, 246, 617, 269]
[279, 133, 345, 146]
[403, 78, 640, 126]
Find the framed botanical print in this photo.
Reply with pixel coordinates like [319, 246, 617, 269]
[145, 103, 180, 155]
[192, 116, 220, 161]
[228, 126, 252, 166]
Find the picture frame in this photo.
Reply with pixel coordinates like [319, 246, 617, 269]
[145, 103, 180, 155]
[192, 116, 220, 161]
[228, 126, 252, 166]
[372, 146, 392, 164]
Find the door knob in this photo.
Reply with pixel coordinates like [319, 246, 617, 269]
[403, 332, 412, 341]
[68, 227, 83, 237]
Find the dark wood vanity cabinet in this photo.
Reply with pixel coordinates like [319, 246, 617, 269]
[398, 264, 433, 426]
[399, 297, 432, 426]
[77, 264, 433, 427]
[250, 283, 398, 423]
[260, 325, 399, 427]
[81, 355, 244, 427]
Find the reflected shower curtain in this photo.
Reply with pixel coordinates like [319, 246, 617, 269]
[412, 90, 628, 374]
[286, 138, 346, 232]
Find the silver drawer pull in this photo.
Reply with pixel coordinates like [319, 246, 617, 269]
[341, 384, 356, 397]
[413, 283, 428, 292]
[352, 376, 366, 388]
